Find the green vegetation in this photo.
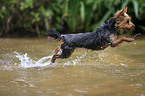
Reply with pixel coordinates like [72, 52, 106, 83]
[0, 0, 145, 37]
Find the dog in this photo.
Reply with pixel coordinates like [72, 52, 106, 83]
[47, 7, 135, 63]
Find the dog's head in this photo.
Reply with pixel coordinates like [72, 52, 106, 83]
[114, 7, 135, 31]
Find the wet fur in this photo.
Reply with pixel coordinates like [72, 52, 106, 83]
[48, 18, 116, 50]
[47, 7, 135, 63]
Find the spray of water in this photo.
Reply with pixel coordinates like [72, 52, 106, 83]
[63, 52, 87, 67]
[14, 51, 87, 68]
[14, 51, 53, 68]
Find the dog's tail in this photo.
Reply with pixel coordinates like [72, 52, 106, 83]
[46, 30, 62, 40]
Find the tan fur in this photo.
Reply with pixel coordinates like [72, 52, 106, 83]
[114, 7, 135, 31]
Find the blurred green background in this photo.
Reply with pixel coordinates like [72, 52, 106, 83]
[0, 0, 145, 38]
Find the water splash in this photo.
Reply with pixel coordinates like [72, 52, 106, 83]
[63, 52, 87, 67]
[14, 51, 53, 68]
[14, 51, 88, 68]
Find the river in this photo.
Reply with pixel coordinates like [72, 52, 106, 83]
[0, 36, 145, 96]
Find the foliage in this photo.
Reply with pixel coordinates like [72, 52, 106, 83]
[0, 0, 145, 37]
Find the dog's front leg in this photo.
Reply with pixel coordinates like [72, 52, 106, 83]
[111, 37, 134, 47]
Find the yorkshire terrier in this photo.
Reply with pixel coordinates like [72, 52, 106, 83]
[47, 7, 135, 63]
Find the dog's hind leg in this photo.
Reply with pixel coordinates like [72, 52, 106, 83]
[51, 54, 61, 63]
[50, 43, 75, 63]
[53, 46, 61, 55]
[51, 46, 62, 63]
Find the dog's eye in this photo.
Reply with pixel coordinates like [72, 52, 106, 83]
[126, 20, 129, 24]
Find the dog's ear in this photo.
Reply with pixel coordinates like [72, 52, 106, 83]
[120, 7, 127, 15]
[125, 7, 128, 12]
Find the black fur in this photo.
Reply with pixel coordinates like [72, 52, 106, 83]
[47, 17, 117, 58]
[47, 30, 61, 39]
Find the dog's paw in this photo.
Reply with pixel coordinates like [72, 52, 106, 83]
[126, 38, 135, 42]
[122, 37, 134, 42]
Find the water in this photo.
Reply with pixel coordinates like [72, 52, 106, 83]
[0, 37, 145, 96]
[14, 51, 53, 68]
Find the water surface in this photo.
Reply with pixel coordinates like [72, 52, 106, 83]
[0, 37, 145, 96]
